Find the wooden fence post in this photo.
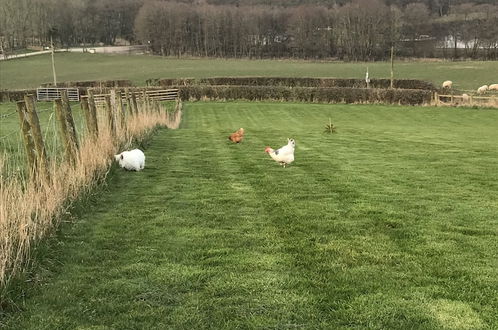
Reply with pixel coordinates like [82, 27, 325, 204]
[87, 90, 99, 136]
[61, 90, 79, 151]
[80, 97, 91, 133]
[147, 96, 153, 113]
[142, 91, 148, 112]
[131, 91, 139, 115]
[139, 91, 144, 112]
[54, 94, 79, 163]
[80, 96, 98, 138]
[390, 45, 394, 89]
[434, 92, 439, 106]
[24, 94, 49, 179]
[110, 89, 117, 113]
[115, 89, 126, 130]
[152, 100, 160, 113]
[150, 99, 155, 113]
[175, 99, 183, 112]
[104, 94, 116, 136]
[16, 101, 37, 175]
[125, 89, 134, 116]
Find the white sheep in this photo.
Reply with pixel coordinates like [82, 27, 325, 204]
[489, 84, 498, 91]
[461, 93, 470, 102]
[114, 149, 145, 171]
[477, 85, 488, 94]
[442, 80, 453, 89]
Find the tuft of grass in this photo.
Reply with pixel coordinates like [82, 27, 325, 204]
[1, 101, 497, 329]
[324, 118, 337, 134]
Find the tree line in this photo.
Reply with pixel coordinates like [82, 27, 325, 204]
[0, 0, 497, 60]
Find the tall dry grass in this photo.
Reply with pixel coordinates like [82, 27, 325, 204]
[0, 100, 182, 294]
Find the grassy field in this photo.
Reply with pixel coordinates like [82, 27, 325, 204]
[2, 102, 497, 329]
[1, 53, 498, 91]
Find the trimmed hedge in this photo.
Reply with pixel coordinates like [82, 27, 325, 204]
[40, 80, 133, 88]
[78, 86, 167, 95]
[0, 89, 36, 102]
[155, 77, 436, 91]
[177, 85, 432, 105]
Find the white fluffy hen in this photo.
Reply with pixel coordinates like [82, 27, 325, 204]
[114, 149, 145, 171]
[265, 138, 295, 167]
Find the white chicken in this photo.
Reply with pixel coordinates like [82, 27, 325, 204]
[265, 138, 295, 167]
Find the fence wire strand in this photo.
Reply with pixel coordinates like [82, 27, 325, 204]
[0, 111, 17, 118]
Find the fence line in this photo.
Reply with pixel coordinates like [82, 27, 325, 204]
[0, 130, 19, 140]
[0, 108, 52, 123]
[434, 92, 498, 108]
[90, 89, 179, 105]
[0, 111, 17, 118]
[1, 88, 183, 290]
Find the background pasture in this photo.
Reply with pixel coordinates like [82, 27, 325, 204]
[1, 53, 498, 92]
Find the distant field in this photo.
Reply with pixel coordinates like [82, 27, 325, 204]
[1, 53, 498, 91]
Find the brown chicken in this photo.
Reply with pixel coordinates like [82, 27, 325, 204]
[228, 128, 245, 143]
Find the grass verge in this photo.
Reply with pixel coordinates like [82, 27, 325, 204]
[0, 100, 181, 300]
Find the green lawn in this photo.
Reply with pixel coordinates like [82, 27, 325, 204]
[1, 53, 498, 91]
[2, 102, 497, 329]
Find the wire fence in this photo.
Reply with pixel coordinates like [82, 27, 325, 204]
[0, 111, 17, 118]
[0, 130, 19, 140]
[0, 108, 54, 140]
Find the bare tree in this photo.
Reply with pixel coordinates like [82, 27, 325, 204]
[0, 0, 496, 60]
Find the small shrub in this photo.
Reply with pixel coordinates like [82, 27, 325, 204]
[324, 118, 337, 134]
[0, 89, 37, 102]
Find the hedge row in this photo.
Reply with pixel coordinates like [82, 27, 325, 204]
[80, 86, 167, 95]
[40, 79, 133, 88]
[177, 85, 432, 105]
[154, 77, 436, 90]
[0, 89, 36, 102]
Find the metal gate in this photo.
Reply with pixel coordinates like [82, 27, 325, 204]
[36, 88, 80, 101]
